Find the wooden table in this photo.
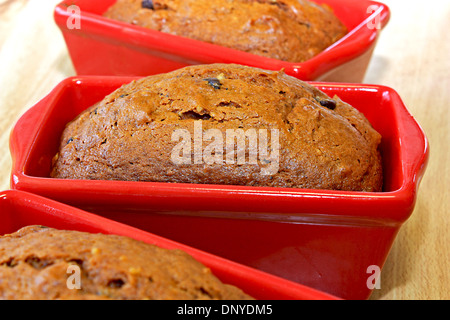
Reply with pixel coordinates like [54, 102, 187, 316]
[0, 0, 448, 300]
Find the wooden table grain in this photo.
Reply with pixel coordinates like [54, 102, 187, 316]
[0, 0, 448, 300]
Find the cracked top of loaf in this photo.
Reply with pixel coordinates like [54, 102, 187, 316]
[103, 0, 347, 62]
[0, 226, 253, 300]
[51, 64, 383, 192]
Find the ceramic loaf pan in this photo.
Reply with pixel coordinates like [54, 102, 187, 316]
[0, 190, 340, 300]
[10, 76, 429, 299]
[54, 0, 390, 82]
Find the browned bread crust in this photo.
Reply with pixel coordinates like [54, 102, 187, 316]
[51, 64, 383, 192]
[0, 226, 253, 300]
[103, 0, 347, 62]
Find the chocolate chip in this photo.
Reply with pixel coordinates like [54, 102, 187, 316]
[67, 259, 84, 266]
[25, 256, 54, 270]
[203, 78, 222, 90]
[1, 258, 18, 268]
[181, 111, 211, 120]
[141, 0, 154, 9]
[107, 279, 125, 289]
[67, 137, 74, 144]
[319, 99, 337, 110]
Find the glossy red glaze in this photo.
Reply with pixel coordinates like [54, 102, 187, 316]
[10, 76, 429, 299]
[0, 190, 339, 300]
[54, 0, 390, 82]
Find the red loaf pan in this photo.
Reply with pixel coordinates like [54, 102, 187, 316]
[0, 189, 339, 300]
[10, 76, 429, 300]
[54, 0, 389, 82]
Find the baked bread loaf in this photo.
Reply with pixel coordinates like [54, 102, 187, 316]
[51, 64, 383, 192]
[0, 226, 253, 300]
[103, 0, 347, 63]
